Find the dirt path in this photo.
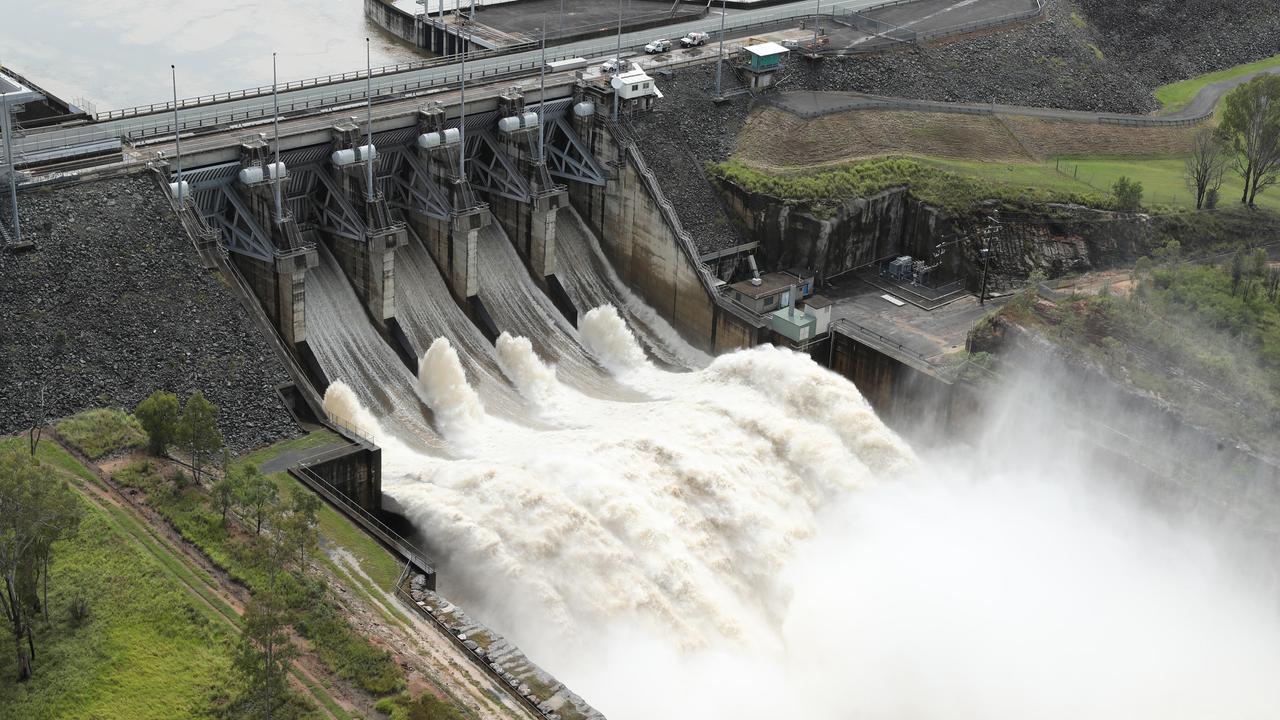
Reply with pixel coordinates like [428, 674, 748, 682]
[325, 548, 537, 720]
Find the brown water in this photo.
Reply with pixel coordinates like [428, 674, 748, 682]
[1, 0, 422, 112]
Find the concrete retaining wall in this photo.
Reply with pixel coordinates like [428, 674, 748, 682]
[569, 119, 761, 354]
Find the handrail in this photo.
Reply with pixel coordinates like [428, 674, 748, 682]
[292, 464, 436, 573]
[832, 317, 932, 364]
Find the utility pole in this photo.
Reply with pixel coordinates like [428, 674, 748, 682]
[715, 0, 726, 98]
[272, 52, 283, 225]
[559, 0, 565, 40]
[1, 88, 20, 243]
[365, 38, 374, 203]
[171, 64, 183, 209]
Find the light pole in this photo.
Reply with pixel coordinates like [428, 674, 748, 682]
[539, 17, 547, 165]
[814, 0, 821, 46]
[171, 64, 183, 209]
[459, 27, 468, 179]
[365, 38, 375, 203]
[272, 52, 283, 226]
[1, 89, 20, 243]
[715, 0, 726, 98]
[613, 0, 623, 121]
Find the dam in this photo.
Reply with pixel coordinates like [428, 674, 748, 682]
[5, 0, 1280, 718]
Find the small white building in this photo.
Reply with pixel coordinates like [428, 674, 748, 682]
[615, 68, 663, 101]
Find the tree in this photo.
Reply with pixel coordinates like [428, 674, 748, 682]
[1219, 74, 1280, 206]
[28, 385, 45, 458]
[1266, 266, 1280, 304]
[1112, 176, 1144, 212]
[1184, 128, 1230, 210]
[280, 488, 321, 572]
[1231, 252, 1245, 296]
[211, 474, 240, 528]
[232, 590, 297, 720]
[0, 451, 82, 681]
[135, 390, 180, 456]
[1249, 248, 1269, 277]
[235, 464, 277, 536]
[176, 391, 223, 485]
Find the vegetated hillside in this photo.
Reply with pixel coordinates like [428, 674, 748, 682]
[973, 248, 1280, 460]
[0, 174, 298, 451]
[1076, 0, 1280, 88]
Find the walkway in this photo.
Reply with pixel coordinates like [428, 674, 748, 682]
[770, 64, 1280, 127]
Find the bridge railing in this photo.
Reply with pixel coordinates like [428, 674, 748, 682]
[83, 1, 841, 125]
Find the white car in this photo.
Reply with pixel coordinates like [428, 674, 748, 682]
[680, 32, 710, 48]
[600, 57, 625, 73]
[645, 39, 672, 54]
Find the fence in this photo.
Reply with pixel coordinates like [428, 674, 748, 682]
[83, 1, 847, 127]
[773, 92, 1215, 128]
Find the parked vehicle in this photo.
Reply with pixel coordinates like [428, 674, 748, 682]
[600, 57, 626, 73]
[680, 32, 710, 47]
[645, 39, 672, 54]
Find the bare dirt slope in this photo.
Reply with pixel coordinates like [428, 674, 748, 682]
[732, 106, 1199, 170]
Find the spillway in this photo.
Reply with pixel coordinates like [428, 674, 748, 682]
[394, 227, 530, 422]
[555, 207, 711, 370]
[474, 223, 635, 401]
[305, 245, 443, 451]
[309, 216, 1280, 720]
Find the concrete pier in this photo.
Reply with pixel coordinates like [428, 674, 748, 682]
[322, 121, 408, 331]
[233, 138, 318, 346]
[406, 107, 492, 302]
[490, 89, 567, 281]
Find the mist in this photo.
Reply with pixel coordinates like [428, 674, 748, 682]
[329, 307, 1280, 720]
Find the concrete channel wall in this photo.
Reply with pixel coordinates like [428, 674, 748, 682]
[569, 117, 761, 353]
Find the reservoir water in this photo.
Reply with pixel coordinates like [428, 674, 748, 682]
[0, 0, 422, 111]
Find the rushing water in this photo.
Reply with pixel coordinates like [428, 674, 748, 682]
[1, 0, 420, 111]
[318, 236, 1280, 718]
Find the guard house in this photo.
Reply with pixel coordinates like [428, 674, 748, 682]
[741, 41, 790, 90]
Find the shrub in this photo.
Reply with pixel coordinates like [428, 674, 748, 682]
[56, 408, 147, 459]
[135, 390, 181, 456]
[1112, 176, 1144, 212]
[67, 593, 90, 628]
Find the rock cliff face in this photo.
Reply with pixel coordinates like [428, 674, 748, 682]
[0, 173, 299, 451]
[717, 176, 1280, 289]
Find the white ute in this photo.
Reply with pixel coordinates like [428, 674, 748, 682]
[680, 32, 710, 48]
[644, 39, 672, 54]
[600, 57, 627, 73]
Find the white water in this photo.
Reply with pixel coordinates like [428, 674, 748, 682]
[556, 206, 712, 370]
[320, 236, 1280, 719]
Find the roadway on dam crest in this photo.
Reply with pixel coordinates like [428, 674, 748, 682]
[12, 0, 900, 158]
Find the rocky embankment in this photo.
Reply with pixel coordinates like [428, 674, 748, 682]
[0, 174, 298, 451]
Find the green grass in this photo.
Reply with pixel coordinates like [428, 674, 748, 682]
[240, 429, 342, 470]
[241, 432, 404, 594]
[117, 453, 406, 698]
[0, 439, 232, 720]
[715, 152, 1280, 214]
[1154, 53, 1280, 112]
[55, 408, 146, 459]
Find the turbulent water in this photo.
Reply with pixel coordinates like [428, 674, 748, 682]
[318, 228, 1280, 720]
